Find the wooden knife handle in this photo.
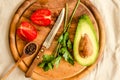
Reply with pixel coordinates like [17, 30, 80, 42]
[25, 46, 45, 77]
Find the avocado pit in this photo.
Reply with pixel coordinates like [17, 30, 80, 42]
[79, 34, 93, 58]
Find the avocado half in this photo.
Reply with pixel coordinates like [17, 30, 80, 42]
[73, 14, 99, 66]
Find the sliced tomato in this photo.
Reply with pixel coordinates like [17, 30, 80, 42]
[30, 9, 51, 26]
[17, 22, 37, 42]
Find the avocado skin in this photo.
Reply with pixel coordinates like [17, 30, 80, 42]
[73, 14, 99, 66]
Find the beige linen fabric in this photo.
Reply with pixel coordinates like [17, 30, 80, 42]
[0, 0, 120, 80]
[0, 0, 30, 80]
[83, 0, 120, 80]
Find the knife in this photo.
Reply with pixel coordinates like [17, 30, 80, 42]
[25, 8, 65, 77]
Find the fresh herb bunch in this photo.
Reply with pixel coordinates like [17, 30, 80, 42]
[38, 54, 61, 71]
[38, 0, 80, 71]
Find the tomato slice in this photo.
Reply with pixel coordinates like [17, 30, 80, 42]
[17, 22, 37, 42]
[31, 9, 52, 26]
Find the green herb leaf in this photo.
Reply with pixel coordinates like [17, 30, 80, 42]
[67, 57, 74, 65]
[42, 54, 55, 62]
[38, 54, 55, 71]
[48, 63, 53, 70]
[43, 64, 49, 71]
[60, 47, 74, 65]
[67, 39, 73, 49]
[58, 34, 64, 43]
[63, 32, 69, 47]
[54, 56, 62, 67]
[38, 62, 46, 68]
[63, 49, 74, 65]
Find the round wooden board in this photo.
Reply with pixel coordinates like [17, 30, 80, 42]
[9, 0, 105, 80]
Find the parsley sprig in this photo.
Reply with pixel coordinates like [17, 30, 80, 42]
[38, 0, 80, 71]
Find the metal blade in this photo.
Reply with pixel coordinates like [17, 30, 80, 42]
[43, 8, 65, 49]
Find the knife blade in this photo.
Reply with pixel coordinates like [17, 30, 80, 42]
[43, 8, 65, 49]
[25, 8, 65, 77]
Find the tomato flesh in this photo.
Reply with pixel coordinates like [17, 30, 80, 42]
[31, 9, 51, 26]
[17, 22, 37, 42]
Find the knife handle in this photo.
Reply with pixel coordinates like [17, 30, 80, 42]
[25, 46, 45, 77]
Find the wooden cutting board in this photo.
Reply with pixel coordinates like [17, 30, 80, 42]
[9, 0, 105, 80]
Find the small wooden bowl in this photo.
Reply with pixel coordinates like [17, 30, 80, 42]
[9, 0, 105, 79]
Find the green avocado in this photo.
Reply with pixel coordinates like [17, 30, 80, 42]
[73, 14, 99, 66]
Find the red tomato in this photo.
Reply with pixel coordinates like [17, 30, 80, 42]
[17, 22, 37, 42]
[30, 9, 51, 26]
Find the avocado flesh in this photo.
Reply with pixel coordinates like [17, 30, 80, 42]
[73, 15, 99, 66]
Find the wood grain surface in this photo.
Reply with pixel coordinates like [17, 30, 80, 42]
[9, 0, 105, 80]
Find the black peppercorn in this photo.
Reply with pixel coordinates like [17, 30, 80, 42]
[25, 43, 37, 55]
